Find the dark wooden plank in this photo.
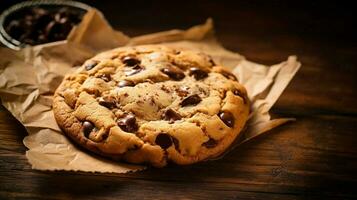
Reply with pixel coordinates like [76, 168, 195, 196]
[0, 107, 356, 199]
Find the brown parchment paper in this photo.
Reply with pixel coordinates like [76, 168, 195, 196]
[0, 9, 300, 173]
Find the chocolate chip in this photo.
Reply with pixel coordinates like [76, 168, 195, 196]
[175, 86, 189, 97]
[98, 96, 116, 108]
[83, 121, 94, 137]
[218, 111, 235, 128]
[233, 89, 241, 96]
[180, 94, 202, 107]
[233, 89, 247, 104]
[101, 132, 109, 141]
[85, 60, 98, 70]
[37, 34, 47, 43]
[125, 65, 143, 76]
[98, 74, 111, 82]
[117, 113, 138, 133]
[45, 21, 62, 40]
[122, 56, 140, 66]
[173, 50, 181, 55]
[163, 109, 182, 122]
[161, 66, 185, 81]
[155, 133, 173, 149]
[189, 67, 208, 80]
[203, 138, 217, 148]
[172, 137, 180, 151]
[221, 71, 238, 81]
[209, 57, 216, 66]
[5, 20, 24, 40]
[118, 80, 135, 88]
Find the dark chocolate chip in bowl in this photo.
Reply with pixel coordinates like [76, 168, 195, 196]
[85, 60, 98, 70]
[233, 89, 247, 104]
[122, 56, 140, 66]
[163, 109, 182, 122]
[218, 111, 235, 128]
[155, 133, 173, 149]
[33, 9, 51, 29]
[45, 21, 63, 40]
[83, 121, 94, 137]
[180, 94, 202, 107]
[221, 71, 238, 81]
[5, 6, 85, 46]
[125, 65, 143, 76]
[98, 74, 111, 82]
[118, 80, 135, 88]
[203, 138, 217, 148]
[98, 96, 116, 108]
[161, 66, 185, 81]
[6, 20, 24, 40]
[117, 113, 138, 133]
[189, 67, 208, 80]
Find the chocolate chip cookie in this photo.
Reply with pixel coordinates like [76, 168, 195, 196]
[53, 45, 250, 167]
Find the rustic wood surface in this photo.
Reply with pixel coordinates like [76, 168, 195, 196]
[1, 1, 356, 199]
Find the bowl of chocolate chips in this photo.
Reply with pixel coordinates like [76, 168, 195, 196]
[0, 0, 91, 50]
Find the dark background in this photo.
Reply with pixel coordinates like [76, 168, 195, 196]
[2, 0, 356, 52]
[1, 1, 356, 200]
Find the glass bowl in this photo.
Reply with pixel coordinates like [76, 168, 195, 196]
[0, 0, 92, 50]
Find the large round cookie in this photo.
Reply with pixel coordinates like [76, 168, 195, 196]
[53, 45, 249, 167]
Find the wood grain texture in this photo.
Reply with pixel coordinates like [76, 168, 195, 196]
[1, 1, 356, 199]
[1, 108, 356, 200]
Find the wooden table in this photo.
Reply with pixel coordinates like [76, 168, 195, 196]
[1, 1, 356, 199]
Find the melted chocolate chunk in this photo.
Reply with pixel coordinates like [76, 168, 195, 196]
[98, 74, 111, 82]
[233, 89, 247, 104]
[180, 94, 202, 107]
[83, 121, 94, 137]
[203, 138, 217, 148]
[163, 109, 182, 122]
[161, 66, 185, 80]
[189, 67, 208, 80]
[221, 70, 238, 81]
[117, 113, 138, 132]
[85, 60, 98, 70]
[175, 86, 189, 97]
[122, 56, 140, 66]
[155, 133, 173, 149]
[125, 65, 143, 76]
[218, 111, 235, 128]
[101, 132, 109, 141]
[98, 96, 116, 108]
[118, 80, 135, 88]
